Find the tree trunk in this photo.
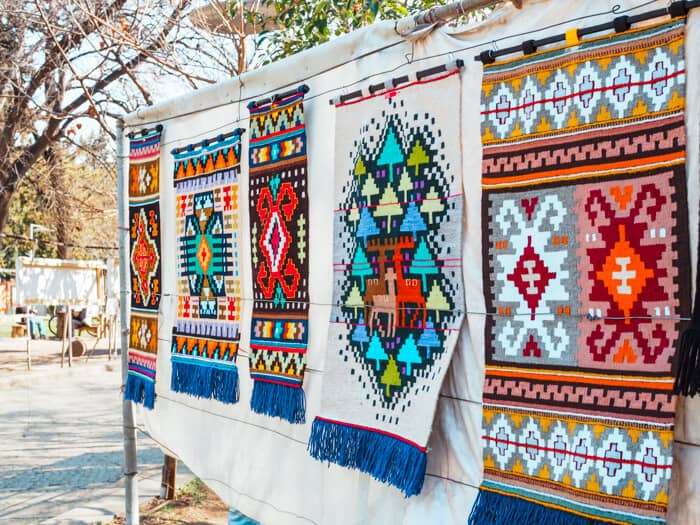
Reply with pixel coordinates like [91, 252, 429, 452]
[50, 151, 73, 259]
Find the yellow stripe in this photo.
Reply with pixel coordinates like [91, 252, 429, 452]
[482, 109, 685, 146]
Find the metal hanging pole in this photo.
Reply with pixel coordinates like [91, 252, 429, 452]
[117, 119, 140, 524]
[394, 0, 522, 36]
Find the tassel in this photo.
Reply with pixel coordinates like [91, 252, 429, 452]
[675, 214, 700, 397]
[250, 380, 306, 424]
[124, 373, 155, 410]
[468, 488, 612, 525]
[674, 320, 700, 396]
[308, 417, 427, 497]
[171, 357, 239, 404]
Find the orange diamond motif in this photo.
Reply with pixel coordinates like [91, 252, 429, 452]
[197, 235, 213, 275]
[597, 224, 653, 317]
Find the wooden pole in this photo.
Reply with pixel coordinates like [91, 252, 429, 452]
[394, 0, 522, 36]
[25, 315, 31, 371]
[67, 304, 73, 368]
[117, 120, 140, 524]
[160, 455, 177, 500]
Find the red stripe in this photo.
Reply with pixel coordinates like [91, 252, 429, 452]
[250, 124, 305, 143]
[483, 436, 671, 470]
[250, 343, 307, 354]
[337, 70, 460, 108]
[315, 416, 427, 452]
[481, 69, 685, 116]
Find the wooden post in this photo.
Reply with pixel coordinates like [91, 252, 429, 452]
[60, 308, 66, 368]
[66, 304, 73, 367]
[160, 455, 177, 500]
[117, 120, 140, 525]
[25, 315, 31, 371]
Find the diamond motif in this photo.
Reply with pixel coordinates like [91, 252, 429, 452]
[262, 211, 289, 273]
[597, 224, 653, 317]
[507, 236, 556, 319]
[131, 208, 159, 305]
[197, 235, 213, 275]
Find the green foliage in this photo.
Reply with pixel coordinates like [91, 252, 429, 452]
[237, 0, 445, 64]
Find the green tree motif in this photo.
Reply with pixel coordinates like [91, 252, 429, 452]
[398, 166, 413, 201]
[409, 238, 439, 291]
[361, 175, 380, 206]
[373, 185, 401, 234]
[426, 281, 450, 322]
[381, 355, 402, 397]
[407, 140, 429, 179]
[397, 334, 422, 375]
[420, 187, 445, 224]
[376, 125, 403, 183]
[345, 283, 364, 316]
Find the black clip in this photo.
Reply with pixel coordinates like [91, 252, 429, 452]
[522, 39, 537, 55]
[613, 15, 631, 33]
[476, 50, 496, 64]
[669, 1, 689, 18]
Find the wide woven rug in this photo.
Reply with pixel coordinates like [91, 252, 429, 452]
[470, 18, 690, 525]
[247, 86, 310, 423]
[125, 127, 163, 409]
[170, 131, 243, 404]
[309, 66, 465, 496]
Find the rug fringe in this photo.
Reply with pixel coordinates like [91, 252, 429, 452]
[171, 358, 239, 404]
[675, 321, 700, 397]
[468, 488, 610, 525]
[308, 417, 426, 497]
[250, 380, 306, 424]
[124, 373, 155, 410]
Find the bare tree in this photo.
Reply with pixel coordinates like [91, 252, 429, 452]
[0, 0, 251, 236]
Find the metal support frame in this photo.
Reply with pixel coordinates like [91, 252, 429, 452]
[117, 120, 140, 524]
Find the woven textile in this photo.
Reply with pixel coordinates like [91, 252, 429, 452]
[308, 69, 465, 496]
[125, 129, 162, 409]
[247, 87, 310, 423]
[470, 20, 690, 525]
[170, 132, 242, 404]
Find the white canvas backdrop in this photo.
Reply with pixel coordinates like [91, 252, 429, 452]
[16, 257, 106, 307]
[122, 1, 700, 523]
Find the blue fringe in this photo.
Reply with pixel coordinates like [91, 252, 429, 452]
[250, 381, 306, 424]
[171, 358, 239, 404]
[124, 373, 155, 410]
[468, 488, 612, 525]
[308, 418, 427, 497]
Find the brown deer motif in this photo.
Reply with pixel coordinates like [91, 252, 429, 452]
[368, 268, 397, 337]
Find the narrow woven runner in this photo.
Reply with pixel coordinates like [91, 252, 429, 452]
[309, 66, 465, 496]
[170, 131, 243, 404]
[470, 19, 690, 525]
[247, 86, 310, 423]
[125, 128, 163, 409]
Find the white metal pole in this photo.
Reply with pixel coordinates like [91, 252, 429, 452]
[117, 120, 140, 524]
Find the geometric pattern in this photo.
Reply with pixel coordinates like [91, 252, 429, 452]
[309, 69, 465, 496]
[248, 88, 309, 404]
[474, 19, 690, 525]
[126, 128, 162, 408]
[170, 131, 242, 402]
